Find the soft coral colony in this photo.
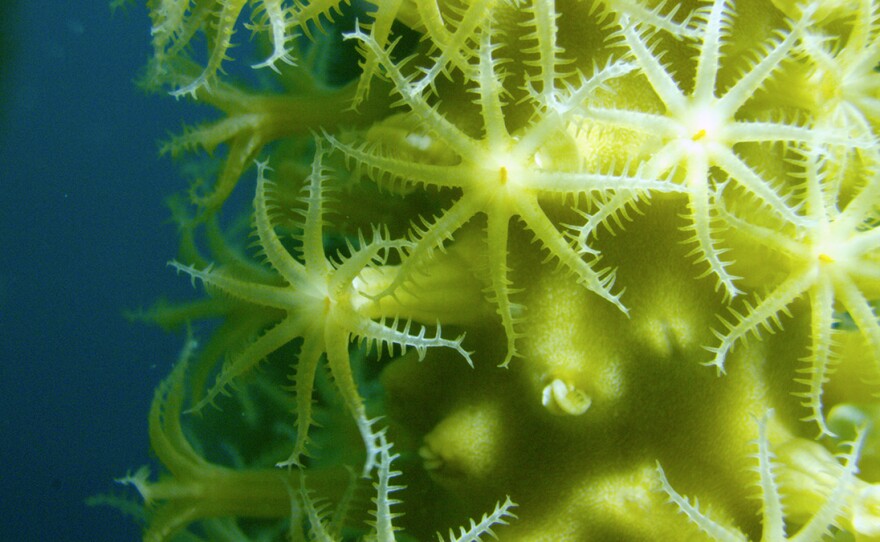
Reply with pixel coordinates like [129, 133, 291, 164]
[111, 0, 880, 540]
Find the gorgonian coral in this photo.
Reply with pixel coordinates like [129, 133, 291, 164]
[105, 0, 880, 540]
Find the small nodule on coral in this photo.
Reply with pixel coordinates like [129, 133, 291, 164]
[542, 378, 592, 416]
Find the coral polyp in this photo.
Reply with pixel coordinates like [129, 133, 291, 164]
[108, 0, 880, 540]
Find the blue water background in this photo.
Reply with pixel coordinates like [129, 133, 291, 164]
[1, 1, 202, 539]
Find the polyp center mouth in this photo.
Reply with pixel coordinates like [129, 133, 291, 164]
[684, 106, 724, 144]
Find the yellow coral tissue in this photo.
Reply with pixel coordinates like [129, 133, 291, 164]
[109, 0, 880, 540]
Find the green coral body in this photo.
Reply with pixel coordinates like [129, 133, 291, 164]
[114, 0, 880, 540]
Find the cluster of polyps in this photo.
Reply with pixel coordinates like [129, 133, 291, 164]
[115, 0, 880, 540]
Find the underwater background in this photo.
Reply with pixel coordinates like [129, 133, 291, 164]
[1, 1, 200, 539]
